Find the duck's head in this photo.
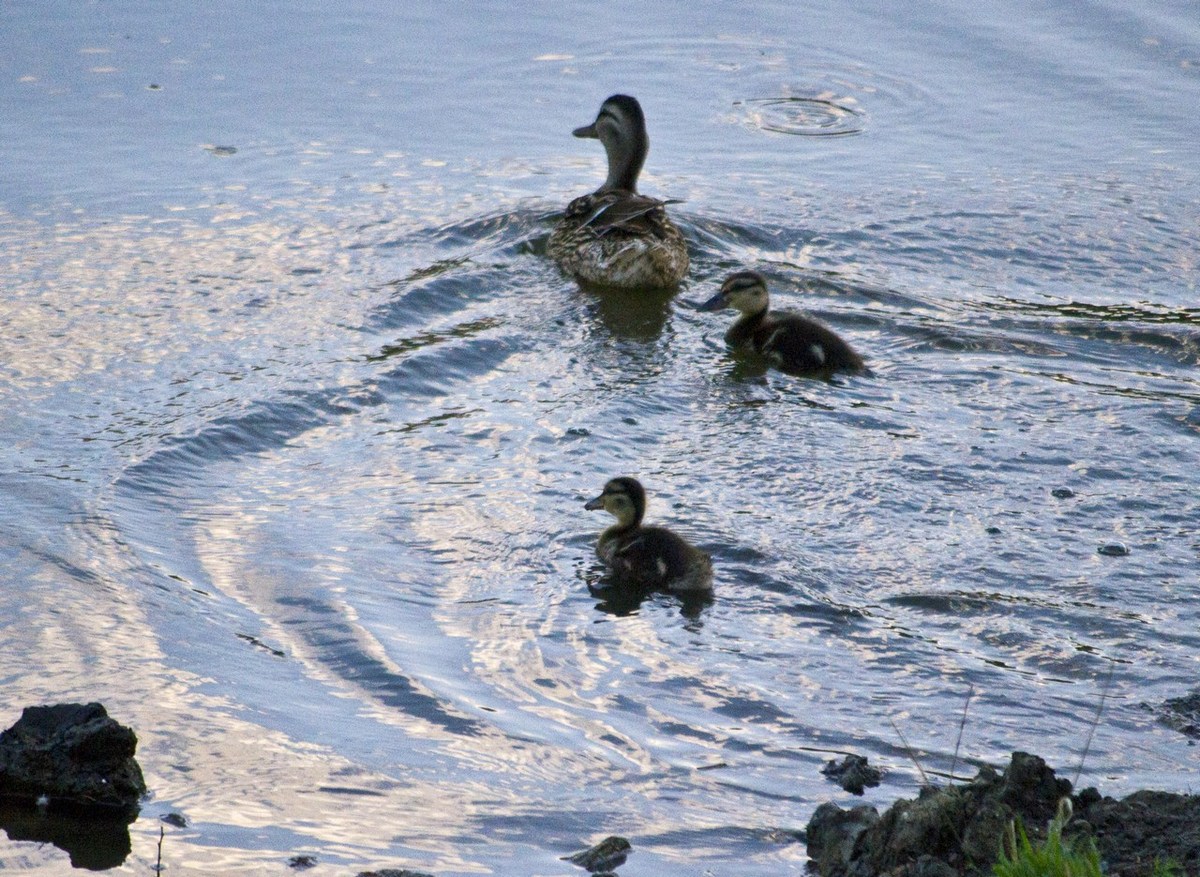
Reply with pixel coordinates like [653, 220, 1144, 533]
[584, 476, 646, 528]
[699, 270, 770, 315]
[572, 94, 649, 194]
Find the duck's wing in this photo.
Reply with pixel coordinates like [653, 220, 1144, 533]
[566, 191, 683, 237]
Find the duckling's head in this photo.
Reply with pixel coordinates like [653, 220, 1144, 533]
[584, 476, 646, 528]
[572, 95, 648, 193]
[699, 270, 770, 315]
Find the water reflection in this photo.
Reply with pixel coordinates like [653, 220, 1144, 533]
[588, 579, 714, 622]
[579, 283, 678, 341]
[0, 805, 133, 871]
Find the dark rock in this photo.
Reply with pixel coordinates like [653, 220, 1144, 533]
[0, 703, 145, 868]
[997, 750, 1071, 826]
[563, 835, 632, 872]
[807, 801, 878, 875]
[1153, 689, 1200, 739]
[1079, 789, 1200, 876]
[288, 853, 318, 869]
[1098, 542, 1130, 557]
[1076, 786, 1102, 808]
[0, 703, 145, 813]
[807, 751, 1200, 877]
[863, 784, 970, 874]
[806, 752, 1070, 876]
[1051, 487, 1075, 498]
[822, 754, 883, 795]
[161, 811, 188, 827]
[904, 854, 959, 877]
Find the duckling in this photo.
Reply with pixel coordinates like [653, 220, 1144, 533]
[700, 270, 865, 374]
[584, 476, 712, 591]
[548, 95, 689, 290]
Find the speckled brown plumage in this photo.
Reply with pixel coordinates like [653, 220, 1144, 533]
[549, 95, 688, 290]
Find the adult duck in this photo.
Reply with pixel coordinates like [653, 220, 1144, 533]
[548, 95, 689, 290]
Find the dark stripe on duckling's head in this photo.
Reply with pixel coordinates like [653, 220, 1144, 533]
[700, 270, 770, 314]
[584, 476, 646, 526]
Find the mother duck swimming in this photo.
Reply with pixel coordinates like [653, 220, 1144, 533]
[548, 95, 689, 290]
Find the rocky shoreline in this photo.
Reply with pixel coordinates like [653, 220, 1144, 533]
[2, 703, 1199, 874]
[807, 751, 1200, 877]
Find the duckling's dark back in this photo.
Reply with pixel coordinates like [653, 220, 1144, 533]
[608, 525, 712, 590]
[756, 311, 865, 374]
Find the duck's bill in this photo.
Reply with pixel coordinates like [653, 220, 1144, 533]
[572, 123, 599, 139]
[584, 495, 605, 510]
[698, 291, 728, 311]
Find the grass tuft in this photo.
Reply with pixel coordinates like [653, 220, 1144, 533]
[993, 798, 1102, 877]
[1151, 859, 1184, 877]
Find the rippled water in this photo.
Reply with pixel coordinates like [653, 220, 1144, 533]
[2, 1, 1199, 874]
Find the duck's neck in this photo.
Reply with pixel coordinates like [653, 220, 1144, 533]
[600, 132, 648, 194]
[601, 506, 642, 540]
[726, 308, 768, 345]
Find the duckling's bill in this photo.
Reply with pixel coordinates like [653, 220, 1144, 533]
[698, 290, 729, 311]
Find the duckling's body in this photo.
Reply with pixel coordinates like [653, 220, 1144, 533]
[548, 95, 688, 290]
[701, 271, 865, 375]
[585, 477, 712, 591]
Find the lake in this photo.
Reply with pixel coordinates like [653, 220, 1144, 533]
[1, 1, 1198, 874]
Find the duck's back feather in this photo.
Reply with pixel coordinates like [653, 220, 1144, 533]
[549, 191, 689, 289]
[744, 311, 864, 374]
[598, 525, 712, 591]
[567, 192, 682, 237]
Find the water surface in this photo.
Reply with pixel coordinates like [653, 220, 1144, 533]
[2, 1, 1198, 874]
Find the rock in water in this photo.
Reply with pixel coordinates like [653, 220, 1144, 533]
[562, 835, 632, 873]
[0, 702, 146, 812]
[806, 752, 1071, 876]
[821, 754, 883, 795]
